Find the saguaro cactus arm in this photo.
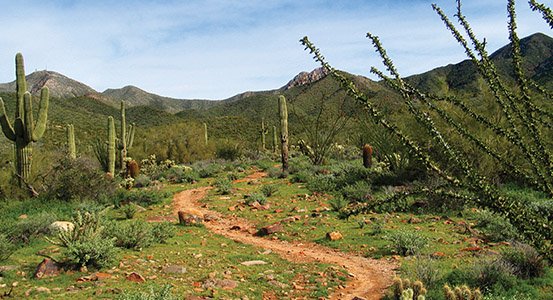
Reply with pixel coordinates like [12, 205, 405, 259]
[33, 87, 49, 141]
[0, 98, 16, 141]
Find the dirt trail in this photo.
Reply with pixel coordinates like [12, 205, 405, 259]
[171, 176, 398, 300]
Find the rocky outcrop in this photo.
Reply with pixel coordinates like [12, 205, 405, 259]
[282, 67, 328, 90]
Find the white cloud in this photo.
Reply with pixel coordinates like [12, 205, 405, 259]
[0, 0, 552, 99]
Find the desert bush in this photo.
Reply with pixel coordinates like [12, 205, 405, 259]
[8, 212, 56, 244]
[108, 219, 153, 249]
[306, 174, 337, 194]
[194, 162, 223, 178]
[501, 242, 547, 279]
[215, 141, 243, 160]
[246, 193, 267, 205]
[0, 234, 16, 262]
[227, 172, 238, 181]
[261, 184, 279, 197]
[115, 189, 167, 206]
[42, 155, 117, 202]
[329, 195, 348, 212]
[340, 181, 372, 202]
[120, 204, 138, 219]
[181, 170, 200, 183]
[150, 222, 176, 244]
[389, 230, 428, 256]
[215, 177, 232, 195]
[133, 174, 152, 188]
[527, 200, 553, 222]
[467, 259, 517, 291]
[473, 210, 520, 242]
[410, 256, 443, 288]
[46, 209, 118, 268]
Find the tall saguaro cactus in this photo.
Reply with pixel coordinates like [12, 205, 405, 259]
[278, 95, 289, 172]
[118, 101, 135, 169]
[107, 116, 116, 175]
[66, 124, 76, 159]
[272, 125, 277, 153]
[203, 122, 208, 146]
[261, 117, 268, 151]
[0, 53, 49, 186]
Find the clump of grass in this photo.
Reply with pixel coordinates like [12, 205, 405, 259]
[246, 193, 267, 205]
[261, 184, 279, 197]
[388, 230, 428, 256]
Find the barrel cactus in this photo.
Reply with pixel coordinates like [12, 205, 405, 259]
[363, 144, 373, 168]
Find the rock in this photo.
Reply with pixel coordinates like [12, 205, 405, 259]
[258, 204, 271, 211]
[95, 272, 111, 280]
[34, 259, 64, 279]
[352, 297, 367, 300]
[248, 201, 261, 207]
[268, 280, 289, 288]
[203, 213, 220, 221]
[281, 217, 296, 223]
[178, 209, 204, 225]
[326, 231, 344, 241]
[241, 260, 267, 266]
[50, 221, 75, 232]
[202, 278, 238, 290]
[18, 214, 28, 219]
[35, 287, 51, 293]
[163, 265, 187, 274]
[408, 217, 423, 224]
[126, 272, 146, 282]
[262, 223, 283, 235]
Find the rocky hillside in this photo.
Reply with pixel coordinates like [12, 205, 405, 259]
[0, 70, 97, 98]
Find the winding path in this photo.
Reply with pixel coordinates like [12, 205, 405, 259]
[171, 185, 398, 300]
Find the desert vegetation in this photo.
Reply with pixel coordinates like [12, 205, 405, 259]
[0, 0, 553, 299]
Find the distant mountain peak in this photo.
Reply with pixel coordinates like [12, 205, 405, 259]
[0, 70, 97, 98]
[282, 67, 328, 90]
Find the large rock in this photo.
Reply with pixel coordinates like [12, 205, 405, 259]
[262, 223, 283, 235]
[326, 231, 344, 241]
[126, 272, 146, 282]
[34, 259, 64, 279]
[49, 221, 75, 232]
[178, 209, 204, 225]
[163, 265, 187, 274]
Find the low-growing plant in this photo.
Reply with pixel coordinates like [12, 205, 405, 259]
[329, 195, 348, 212]
[133, 174, 152, 188]
[215, 177, 232, 195]
[306, 174, 337, 194]
[180, 170, 200, 183]
[120, 204, 139, 219]
[227, 172, 238, 181]
[46, 209, 118, 268]
[261, 184, 279, 197]
[387, 277, 427, 300]
[501, 242, 547, 279]
[473, 210, 520, 242]
[410, 256, 443, 288]
[389, 230, 428, 256]
[246, 193, 267, 205]
[340, 180, 372, 202]
[289, 169, 313, 183]
[115, 189, 167, 206]
[8, 212, 56, 244]
[372, 219, 384, 235]
[120, 284, 179, 300]
[443, 285, 482, 300]
[107, 219, 153, 249]
[0, 234, 16, 262]
[467, 259, 517, 291]
[150, 222, 176, 244]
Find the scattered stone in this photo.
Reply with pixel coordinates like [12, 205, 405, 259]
[408, 217, 423, 224]
[94, 289, 103, 296]
[126, 272, 146, 283]
[219, 197, 231, 200]
[18, 214, 28, 219]
[258, 204, 271, 211]
[241, 260, 267, 266]
[35, 287, 51, 293]
[248, 201, 261, 208]
[34, 258, 65, 279]
[260, 250, 272, 255]
[262, 223, 283, 235]
[178, 209, 204, 225]
[230, 225, 242, 230]
[163, 265, 187, 274]
[79, 265, 87, 273]
[280, 217, 296, 223]
[50, 221, 75, 232]
[326, 231, 344, 241]
[203, 213, 220, 221]
[268, 280, 289, 288]
[95, 272, 111, 280]
[202, 278, 238, 290]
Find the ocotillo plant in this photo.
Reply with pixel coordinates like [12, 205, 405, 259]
[118, 101, 135, 169]
[278, 95, 289, 172]
[107, 116, 116, 175]
[301, 0, 553, 260]
[66, 124, 76, 159]
[0, 53, 49, 187]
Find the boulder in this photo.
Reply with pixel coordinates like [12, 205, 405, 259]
[326, 231, 344, 241]
[34, 259, 65, 279]
[262, 223, 283, 235]
[178, 209, 204, 225]
[126, 272, 146, 282]
[49, 221, 74, 232]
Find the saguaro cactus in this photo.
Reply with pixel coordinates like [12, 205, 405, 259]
[107, 116, 116, 175]
[261, 117, 268, 151]
[0, 53, 49, 186]
[272, 125, 277, 153]
[278, 95, 289, 172]
[118, 101, 135, 169]
[66, 124, 76, 159]
[203, 122, 208, 146]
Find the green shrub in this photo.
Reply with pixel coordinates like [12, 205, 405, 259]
[340, 181, 372, 202]
[150, 222, 176, 244]
[410, 256, 443, 288]
[0, 234, 16, 262]
[8, 212, 56, 244]
[133, 174, 152, 188]
[261, 184, 279, 197]
[116, 189, 167, 206]
[329, 195, 348, 212]
[527, 200, 553, 222]
[215, 141, 243, 160]
[46, 209, 118, 268]
[501, 242, 547, 279]
[246, 193, 267, 205]
[468, 259, 517, 291]
[108, 219, 153, 249]
[473, 210, 520, 242]
[389, 230, 428, 256]
[180, 170, 200, 183]
[120, 204, 138, 219]
[73, 200, 107, 215]
[194, 162, 223, 178]
[227, 172, 238, 181]
[215, 177, 232, 195]
[289, 169, 313, 183]
[306, 174, 337, 194]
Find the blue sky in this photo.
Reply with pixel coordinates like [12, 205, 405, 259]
[0, 0, 552, 100]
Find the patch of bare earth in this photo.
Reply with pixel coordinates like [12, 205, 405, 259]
[171, 173, 398, 300]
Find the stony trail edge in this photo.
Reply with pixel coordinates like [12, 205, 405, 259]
[171, 177, 398, 299]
